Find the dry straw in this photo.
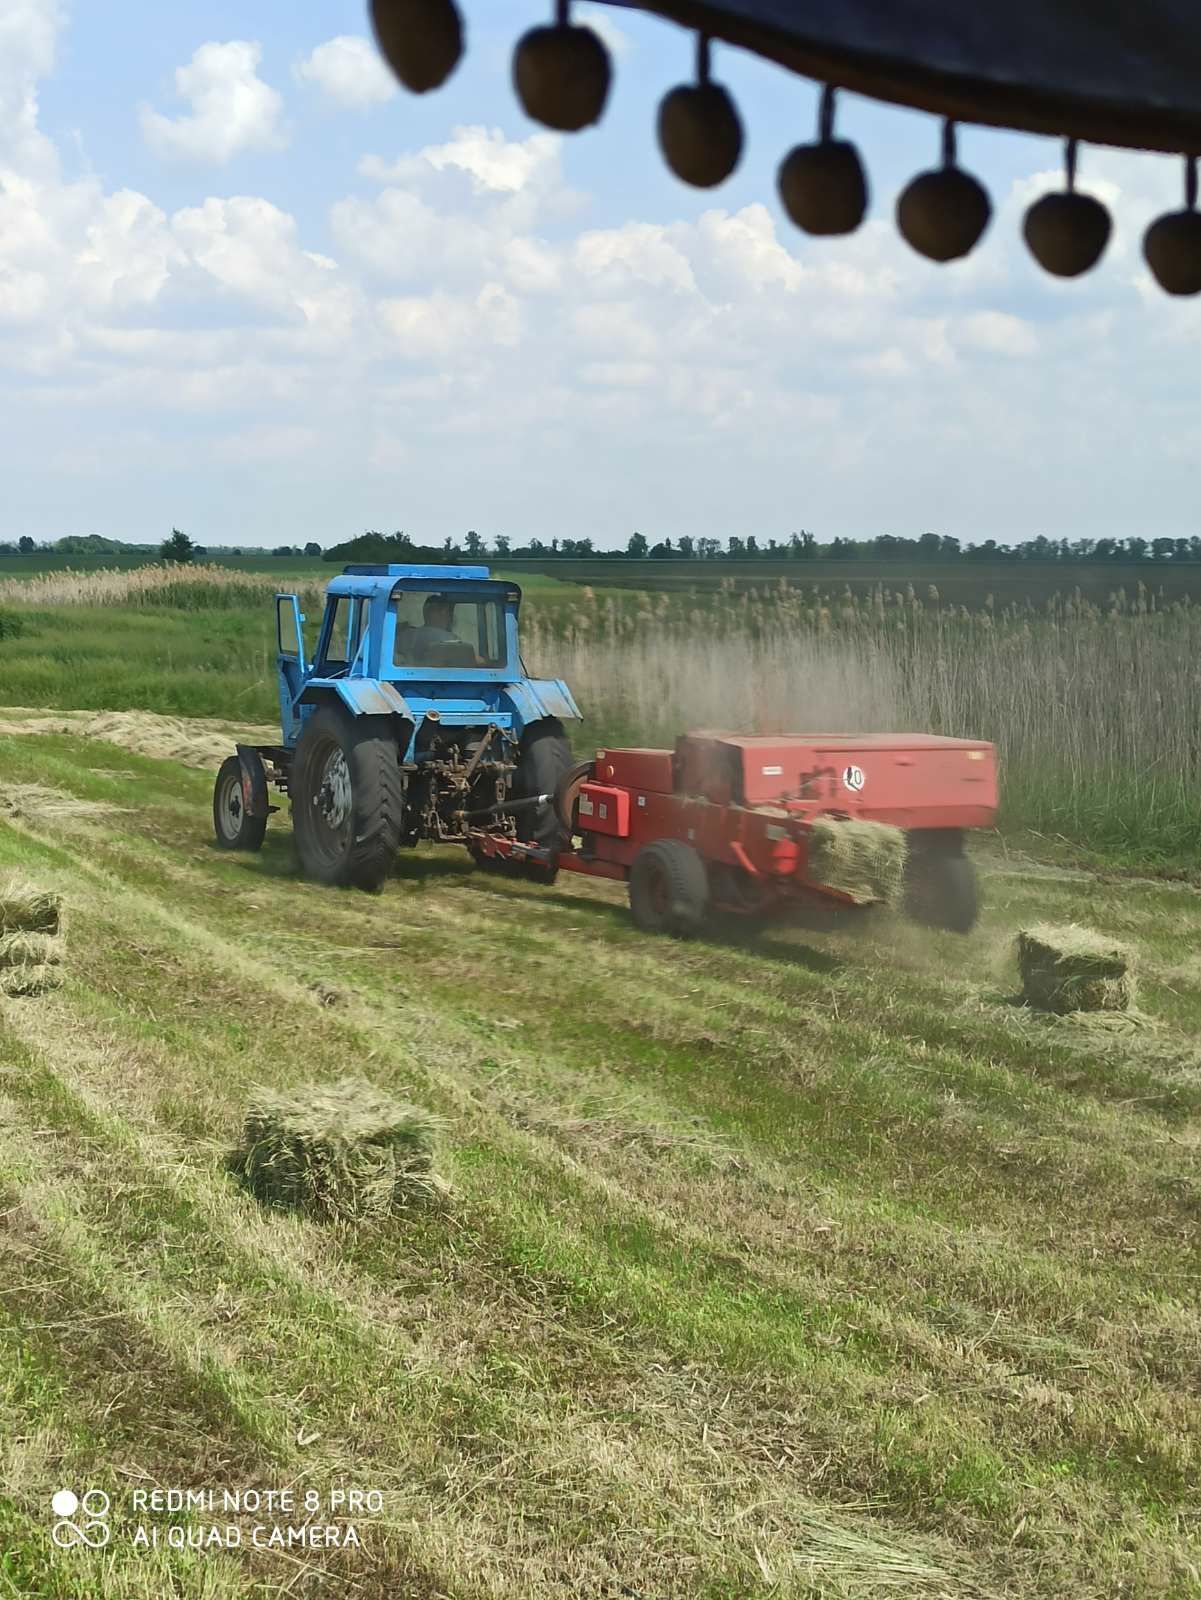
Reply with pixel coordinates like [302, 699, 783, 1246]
[231, 1078, 447, 1221]
[1017, 923, 1136, 1013]
[807, 817, 908, 906]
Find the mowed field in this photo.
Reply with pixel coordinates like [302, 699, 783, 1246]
[1, 718, 1200, 1598]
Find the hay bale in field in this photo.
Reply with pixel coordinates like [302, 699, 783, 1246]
[0, 877, 63, 936]
[1017, 924, 1136, 1014]
[0, 963, 61, 998]
[0, 931, 63, 968]
[807, 817, 908, 906]
[231, 1079, 446, 1221]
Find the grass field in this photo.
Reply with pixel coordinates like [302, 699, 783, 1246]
[1, 721, 1200, 1598]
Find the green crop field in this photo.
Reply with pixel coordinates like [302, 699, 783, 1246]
[1, 564, 1201, 1598]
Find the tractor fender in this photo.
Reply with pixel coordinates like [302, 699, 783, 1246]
[502, 678, 582, 728]
[298, 678, 414, 720]
[234, 743, 270, 818]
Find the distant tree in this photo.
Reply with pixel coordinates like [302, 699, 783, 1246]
[726, 535, 745, 557]
[1126, 537, 1148, 561]
[1151, 537, 1175, 562]
[160, 528, 195, 564]
[697, 537, 720, 559]
[464, 530, 483, 555]
[494, 534, 511, 556]
[746, 536, 759, 555]
[17, 536, 35, 554]
[677, 535, 695, 559]
[627, 530, 649, 558]
[303, 541, 322, 558]
[193, 545, 207, 557]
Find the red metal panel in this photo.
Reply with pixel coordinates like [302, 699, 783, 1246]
[593, 748, 675, 793]
[577, 783, 631, 837]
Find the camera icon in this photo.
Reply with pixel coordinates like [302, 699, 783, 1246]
[52, 1489, 111, 1550]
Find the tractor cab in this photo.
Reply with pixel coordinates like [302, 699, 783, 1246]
[272, 564, 577, 754]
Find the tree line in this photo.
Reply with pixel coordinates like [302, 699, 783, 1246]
[322, 529, 1201, 566]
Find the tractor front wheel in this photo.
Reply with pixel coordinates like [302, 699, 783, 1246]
[213, 756, 267, 852]
[292, 704, 404, 891]
[629, 839, 710, 938]
[903, 831, 979, 933]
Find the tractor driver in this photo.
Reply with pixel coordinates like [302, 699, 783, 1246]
[408, 595, 481, 667]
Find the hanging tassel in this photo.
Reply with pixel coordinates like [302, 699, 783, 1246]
[513, 0, 612, 132]
[1023, 140, 1112, 277]
[897, 120, 991, 262]
[369, 0, 463, 94]
[1144, 155, 1201, 295]
[657, 34, 743, 188]
[777, 87, 868, 236]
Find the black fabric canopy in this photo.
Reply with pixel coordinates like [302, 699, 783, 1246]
[602, 0, 1201, 154]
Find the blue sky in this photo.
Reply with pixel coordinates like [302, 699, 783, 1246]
[1, 1, 1197, 549]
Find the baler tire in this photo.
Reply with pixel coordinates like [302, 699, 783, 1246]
[514, 721, 573, 852]
[292, 704, 404, 892]
[555, 760, 596, 833]
[213, 756, 267, 852]
[629, 839, 710, 938]
[903, 836, 979, 934]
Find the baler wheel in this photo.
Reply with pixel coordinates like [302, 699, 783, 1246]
[555, 760, 595, 833]
[292, 704, 404, 892]
[213, 756, 267, 852]
[629, 839, 710, 938]
[903, 833, 980, 934]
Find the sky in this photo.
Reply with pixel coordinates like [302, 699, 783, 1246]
[1, 0, 1198, 551]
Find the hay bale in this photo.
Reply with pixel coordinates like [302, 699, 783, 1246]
[807, 817, 908, 906]
[231, 1078, 446, 1221]
[0, 877, 63, 936]
[0, 931, 63, 968]
[0, 963, 61, 998]
[1017, 924, 1135, 1014]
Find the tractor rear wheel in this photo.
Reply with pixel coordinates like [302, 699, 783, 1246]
[903, 831, 979, 933]
[513, 720, 573, 882]
[213, 755, 267, 852]
[629, 839, 710, 937]
[292, 704, 404, 892]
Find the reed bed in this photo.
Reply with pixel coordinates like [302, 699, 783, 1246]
[0, 563, 327, 612]
[525, 579, 1201, 862]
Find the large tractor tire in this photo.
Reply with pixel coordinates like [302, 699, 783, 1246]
[213, 755, 267, 852]
[629, 839, 710, 938]
[903, 830, 980, 933]
[292, 704, 404, 892]
[514, 720, 573, 854]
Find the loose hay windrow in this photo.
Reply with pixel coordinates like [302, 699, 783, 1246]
[1017, 923, 1136, 1014]
[231, 1078, 447, 1222]
[807, 817, 908, 906]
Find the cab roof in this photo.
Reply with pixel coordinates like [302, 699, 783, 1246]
[325, 563, 501, 601]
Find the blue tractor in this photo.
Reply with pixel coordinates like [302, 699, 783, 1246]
[212, 564, 581, 891]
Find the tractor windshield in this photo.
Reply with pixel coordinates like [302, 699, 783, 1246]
[390, 588, 507, 670]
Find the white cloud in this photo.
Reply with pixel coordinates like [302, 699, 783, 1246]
[295, 35, 395, 109]
[140, 41, 287, 164]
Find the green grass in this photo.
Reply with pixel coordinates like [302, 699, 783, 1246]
[0, 734, 1200, 1596]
